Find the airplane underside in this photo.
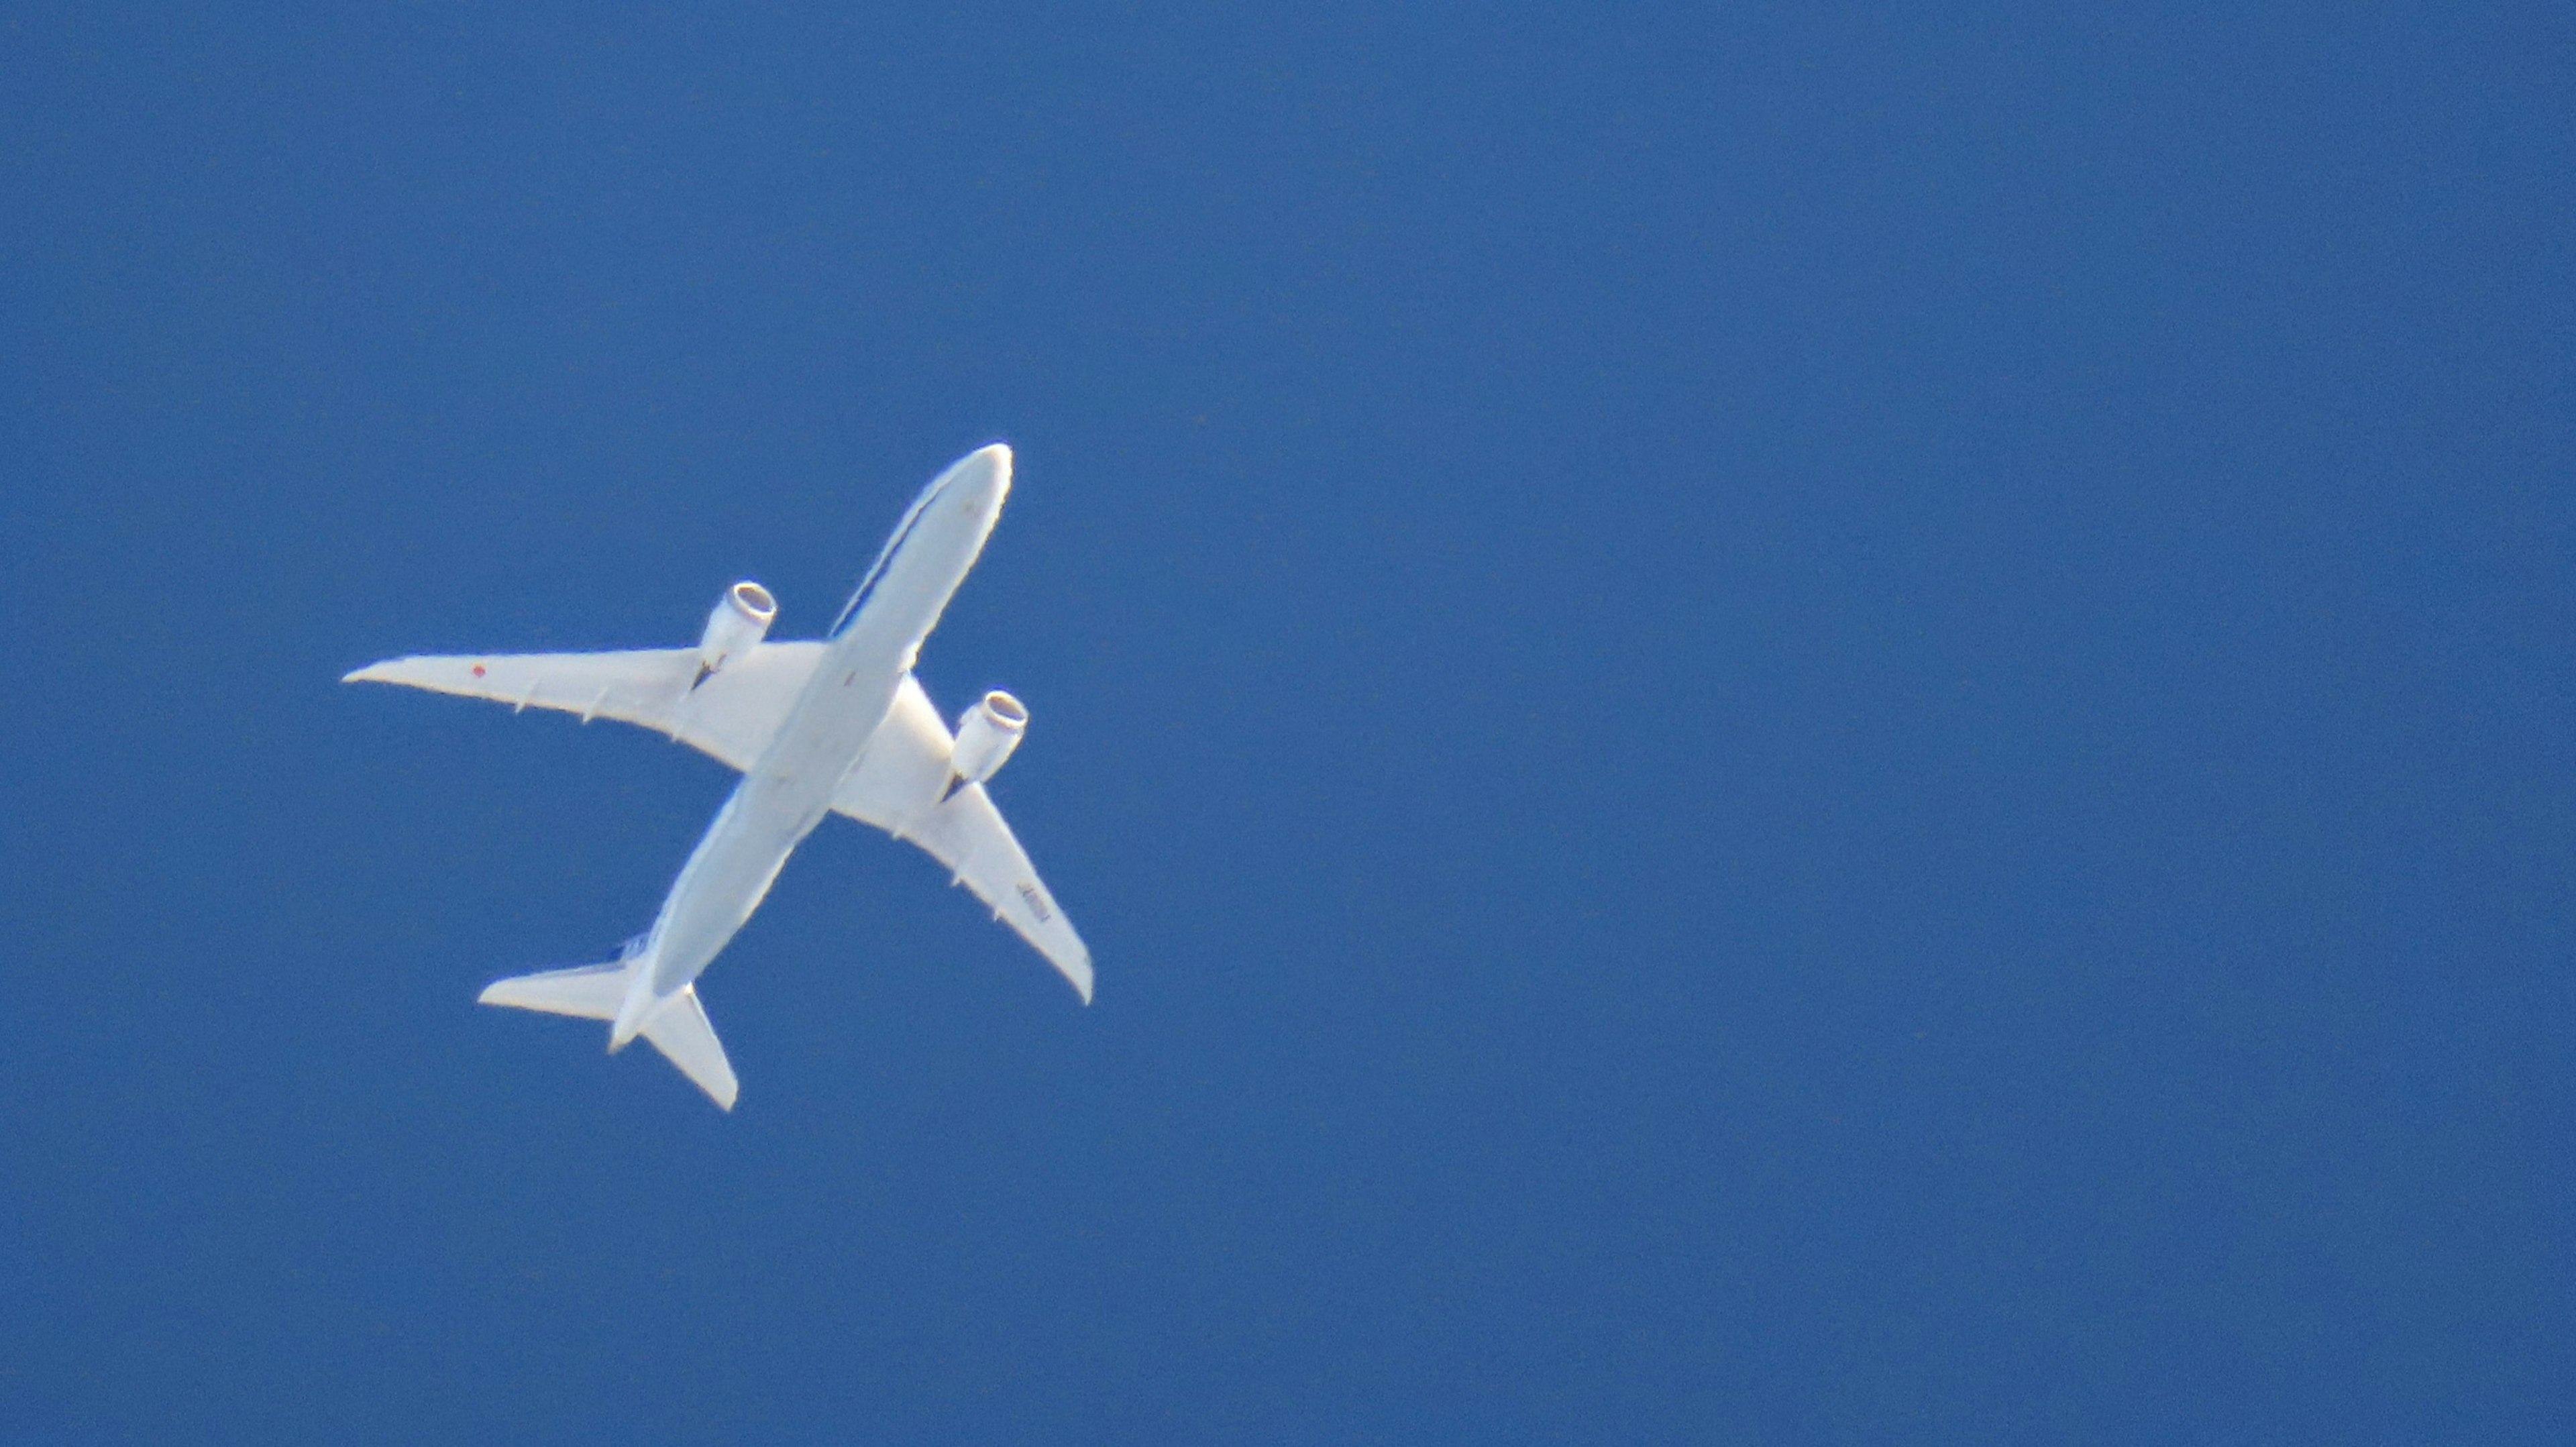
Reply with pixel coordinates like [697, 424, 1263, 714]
[344, 445, 1091, 1110]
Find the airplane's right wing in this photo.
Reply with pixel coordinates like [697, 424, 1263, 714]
[833, 676, 1095, 1002]
[344, 641, 823, 773]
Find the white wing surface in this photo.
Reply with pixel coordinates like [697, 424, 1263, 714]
[344, 642, 823, 773]
[834, 676, 1095, 1002]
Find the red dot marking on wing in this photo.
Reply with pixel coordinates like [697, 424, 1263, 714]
[472, 664, 487, 677]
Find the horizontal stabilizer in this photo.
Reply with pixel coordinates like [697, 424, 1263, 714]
[478, 962, 630, 1020]
[479, 965, 739, 1110]
[641, 986, 739, 1111]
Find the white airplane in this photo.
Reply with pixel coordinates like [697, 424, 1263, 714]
[345, 444, 1089, 1110]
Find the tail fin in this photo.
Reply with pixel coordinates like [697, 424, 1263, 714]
[478, 964, 741, 1111]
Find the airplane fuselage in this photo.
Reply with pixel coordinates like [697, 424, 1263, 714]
[610, 447, 1010, 1047]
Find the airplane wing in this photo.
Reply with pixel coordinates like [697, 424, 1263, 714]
[343, 641, 824, 773]
[833, 675, 1095, 1002]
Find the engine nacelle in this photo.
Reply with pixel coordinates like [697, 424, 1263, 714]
[949, 690, 1028, 784]
[696, 581, 777, 682]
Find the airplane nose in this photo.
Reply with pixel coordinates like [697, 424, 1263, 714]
[955, 443, 1012, 511]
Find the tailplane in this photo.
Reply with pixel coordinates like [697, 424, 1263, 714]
[638, 987, 737, 1111]
[478, 963, 741, 1111]
[478, 961, 630, 1020]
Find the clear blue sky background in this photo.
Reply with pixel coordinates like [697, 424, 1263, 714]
[2, 3, 2569, 1442]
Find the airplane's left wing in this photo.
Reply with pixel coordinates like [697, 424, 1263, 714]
[344, 642, 823, 773]
[833, 675, 1095, 1002]
[910, 783, 1095, 1004]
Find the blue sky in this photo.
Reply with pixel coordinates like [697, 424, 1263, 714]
[2, 3, 2570, 1442]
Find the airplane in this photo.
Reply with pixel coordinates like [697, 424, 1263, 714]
[343, 444, 1089, 1110]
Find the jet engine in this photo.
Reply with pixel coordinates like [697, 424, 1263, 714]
[949, 690, 1029, 784]
[696, 581, 777, 682]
